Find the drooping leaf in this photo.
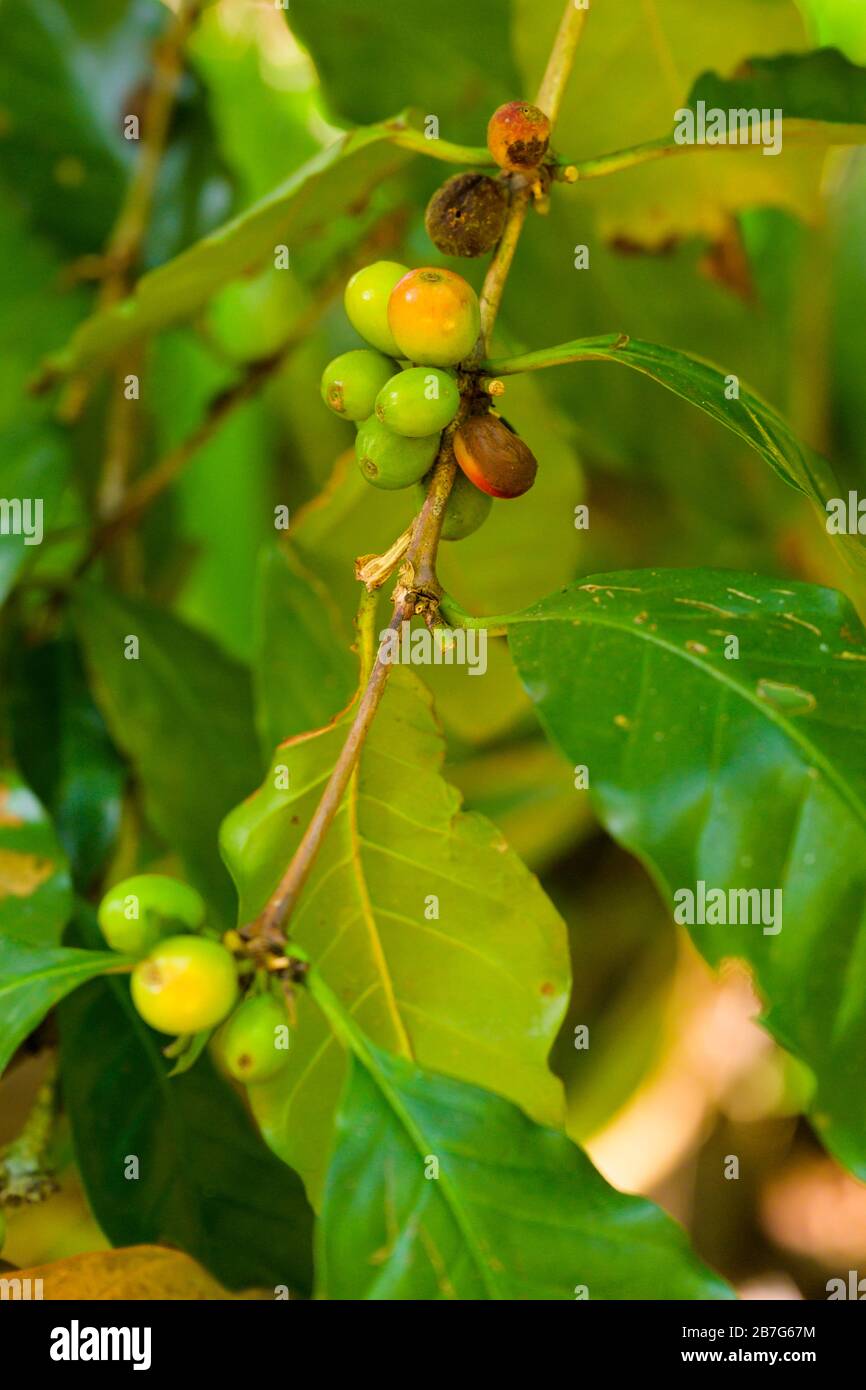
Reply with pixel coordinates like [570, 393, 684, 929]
[220, 668, 570, 1203]
[483, 334, 866, 583]
[253, 545, 356, 757]
[0, 769, 72, 948]
[313, 978, 732, 1301]
[0, 935, 127, 1076]
[41, 117, 419, 379]
[505, 567, 866, 1178]
[58, 910, 314, 1296]
[72, 585, 261, 925]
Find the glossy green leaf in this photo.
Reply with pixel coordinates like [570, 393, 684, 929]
[41, 117, 417, 380]
[0, 935, 127, 1075]
[483, 334, 865, 582]
[253, 545, 356, 757]
[505, 567, 866, 1178]
[0, 769, 72, 948]
[314, 978, 732, 1301]
[58, 910, 314, 1294]
[72, 585, 261, 925]
[220, 669, 570, 1203]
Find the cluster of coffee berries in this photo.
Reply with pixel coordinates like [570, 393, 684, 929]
[426, 101, 552, 259]
[321, 256, 539, 533]
[98, 874, 290, 1086]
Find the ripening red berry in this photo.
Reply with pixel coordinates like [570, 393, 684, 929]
[487, 101, 551, 172]
[453, 414, 538, 498]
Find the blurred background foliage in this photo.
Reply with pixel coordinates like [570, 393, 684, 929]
[1, 0, 866, 1298]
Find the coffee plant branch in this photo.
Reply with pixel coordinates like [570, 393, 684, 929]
[243, 0, 590, 954]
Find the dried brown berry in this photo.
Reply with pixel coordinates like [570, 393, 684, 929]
[487, 101, 551, 172]
[425, 172, 508, 257]
[453, 413, 538, 499]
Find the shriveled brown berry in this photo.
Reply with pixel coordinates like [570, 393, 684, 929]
[425, 172, 508, 257]
[487, 101, 551, 172]
[453, 413, 538, 498]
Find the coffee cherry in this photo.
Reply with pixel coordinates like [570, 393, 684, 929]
[453, 413, 538, 498]
[355, 415, 440, 489]
[375, 367, 460, 437]
[387, 268, 481, 367]
[425, 172, 508, 257]
[321, 349, 395, 421]
[487, 101, 551, 172]
[98, 874, 206, 955]
[344, 260, 408, 355]
[220, 994, 290, 1085]
[414, 466, 492, 540]
[131, 936, 238, 1035]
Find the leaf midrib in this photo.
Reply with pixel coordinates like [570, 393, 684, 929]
[511, 605, 866, 833]
[353, 1050, 503, 1300]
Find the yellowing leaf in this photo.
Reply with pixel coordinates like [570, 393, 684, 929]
[11, 1245, 261, 1300]
[516, 0, 820, 246]
[220, 670, 570, 1203]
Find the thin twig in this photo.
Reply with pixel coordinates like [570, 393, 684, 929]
[90, 0, 202, 524]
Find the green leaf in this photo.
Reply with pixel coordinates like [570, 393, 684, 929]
[505, 567, 866, 1178]
[688, 48, 866, 141]
[0, 935, 126, 1076]
[58, 911, 314, 1295]
[220, 669, 570, 1203]
[483, 334, 866, 583]
[285, 0, 518, 143]
[0, 769, 72, 947]
[313, 978, 731, 1301]
[0, 0, 130, 250]
[72, 586, 261, 925]
[253, 546, 356, 757]
[42, 117, 418, 380]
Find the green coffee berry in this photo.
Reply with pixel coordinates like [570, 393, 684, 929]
[375, 367, 460, 437]
[321, 349, 396, 421]
[344, 260, 408, 355]
[221, 994, 290, 1084]
[355, 415, 440, 489]
[98, 874, 206, 955]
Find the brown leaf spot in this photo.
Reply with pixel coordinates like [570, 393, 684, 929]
[0, 849, 54, 898]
